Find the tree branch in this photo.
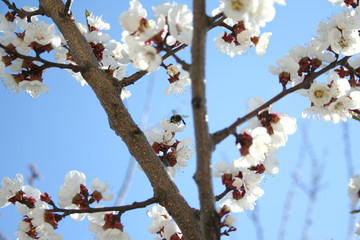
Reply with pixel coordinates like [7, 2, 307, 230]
[211, 56, 351, 145]
[191, 0, 220, 239]
[38, 0, 202, 239]
[215, 188, 231, 202]
[164, 45, 190, 71]
[120, 44, 188, 88]
[119, 70, 147, 87]
[0, 43, 83, 72]
[344, 61, 360, 78]
[54, 196, 159, 218]
[208, 15, 229, 31]
[63, 0, 73, 15]
[115, 77, 155, 206]
[2, 0, 44, 21]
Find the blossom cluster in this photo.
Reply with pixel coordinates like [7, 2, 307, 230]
[0, 6, 131, 98]
[165, 64, 191, 96]
[147, 205, 183, 240]
[213, 20, 272, 57]
[0, 7, 58, 97]
[88, 211, 130, 240]
[214, 0, 286, 29]
[211, 0, 285, 57]
[213, 97, 297, 212]
[0, 171, 122, 240]
[145, 111, 194, 177]
[119, 0, 193, 95]
[70, 10, 131, 99]
[0, 0, 194, 98]
[269, 4, 360, 123]
[146, 205, 236, 240]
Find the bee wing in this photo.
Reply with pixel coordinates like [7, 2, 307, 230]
[182, 115, 189, 118]
[172, 109, 177, 115]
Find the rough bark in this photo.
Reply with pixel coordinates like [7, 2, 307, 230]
[191, 0, 220, 239]
[38, 0, 202, 239]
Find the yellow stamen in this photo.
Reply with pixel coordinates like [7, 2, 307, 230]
[232, 0, 243, 11]
[314, 90, 324, 99]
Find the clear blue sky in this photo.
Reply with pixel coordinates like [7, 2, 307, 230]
[0, 1, 358, 240]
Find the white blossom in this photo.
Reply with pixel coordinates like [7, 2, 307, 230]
[328, 28, 360, 56]
[91, 178, 113, 202]
[145, 128, 176, 148]
[269, 55, 300, 83]
[23, 21, 57, 46]
[328, 72, 351, 98]
[220, 169, 264, 212]
[88, 210, 130, 240]
[214, 33, 248, 57]
[118, 0, 147, 33]
[302, 105, 331, 121]
[308, 82, 332, 107]
[328, 96, 353, 123]
[263, 150, 280, 175]
[221, 0, 282, 28]
[125, 36, 161, 72]
[147, 205, 182, 239]
[233, 127, 271, 168]
[19, 80, 50, 98]
[2, 73, 20, 94]
[165, 66, 191, 96]
[58, 170, 87, 221]
[168, 4, 193, 45]
[16, 185, 41, 215]
[87, 13, 110, 30]
[212, 161, 239, 178]
[0, 174, 24, 208]
[223, 215, 236, 227]
[256, 32, 272, 56]
[160, 119, 185, 133]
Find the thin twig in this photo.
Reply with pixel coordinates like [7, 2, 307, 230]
[55, 196, 160, 218]
[211, 56, 351, 145]
[120, 44, 188, 88]
[207, 12, 224, 26]
[63, 0, 73, 15]
[1, 0, 44, 21]
[344, 62, 360, 78]
[0, 43, 83, 72]
[215, 188, 231, 201]
[164, 45, 190, 70]
[208, 15, 231, 31]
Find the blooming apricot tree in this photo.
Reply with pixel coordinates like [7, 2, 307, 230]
[1, 0, 360, 239]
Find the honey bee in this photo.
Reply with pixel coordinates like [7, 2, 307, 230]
[170, 110, 188, 125]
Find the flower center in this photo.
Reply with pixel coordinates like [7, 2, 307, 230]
[232, 0, 243, 10]
[339, 36, 349, 48]
[314, 90, 324, 99]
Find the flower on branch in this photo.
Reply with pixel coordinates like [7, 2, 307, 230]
[147, 205, 183, 240]
[88, 210, 130, 240]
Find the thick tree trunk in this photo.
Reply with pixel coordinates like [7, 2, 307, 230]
[38, 0, 203, 239]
